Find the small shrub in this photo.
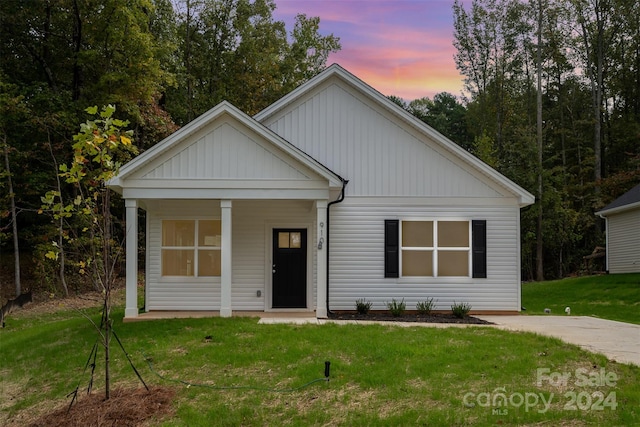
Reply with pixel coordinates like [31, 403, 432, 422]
[416, 298, 437, 315]
[355, 298, 372, 314]
[387, 298, 406, 317]
[451, 301, 472, 319]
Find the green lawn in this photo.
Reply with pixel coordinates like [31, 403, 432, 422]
[1, 303, 639, 426]
[522, 273, 640, 324]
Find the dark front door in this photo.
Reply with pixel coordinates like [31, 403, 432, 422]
[272, 229, 307, 308]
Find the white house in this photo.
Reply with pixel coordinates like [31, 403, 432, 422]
[108, 64, 535, 320]
[596, 183, 640, 274]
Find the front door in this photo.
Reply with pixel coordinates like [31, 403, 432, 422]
[272, 229, 307, 308]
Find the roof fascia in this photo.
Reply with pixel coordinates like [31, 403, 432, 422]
[597, 200, 640, 217]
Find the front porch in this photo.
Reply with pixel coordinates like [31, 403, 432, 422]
[106, 102, 344, 321]
[123, 199, 331, 320]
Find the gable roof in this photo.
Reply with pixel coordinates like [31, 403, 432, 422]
[255, 64, 535, 207]
[108, 101, 344, 194]
[596, 182, 640, 217]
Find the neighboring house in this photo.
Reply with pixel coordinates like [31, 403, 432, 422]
[596, 183, 640, 274]
[108, 64, 535, 320]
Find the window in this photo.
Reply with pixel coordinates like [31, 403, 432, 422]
[278, 231, 302, 249]
[162, 220, 221, 277]
[384, 219, 486, 278]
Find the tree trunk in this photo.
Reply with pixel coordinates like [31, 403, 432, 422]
[71, 0, 83, 101]
[3, 139, 21, 296]
[536, 0, 544, 281]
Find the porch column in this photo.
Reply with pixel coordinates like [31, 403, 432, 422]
[124, 199, 138, 318]
[220, 200, 232, 317]
[316, 200, 328, 318]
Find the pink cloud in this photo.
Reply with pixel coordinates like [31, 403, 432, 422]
[273, 0, 465, 100]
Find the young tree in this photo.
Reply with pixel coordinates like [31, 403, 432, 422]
[42, 105, 138, 399]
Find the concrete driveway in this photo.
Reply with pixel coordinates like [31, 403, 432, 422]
[477, 315, 640, 367]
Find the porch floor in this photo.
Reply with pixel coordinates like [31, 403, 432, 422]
[124, 311, 317, 323]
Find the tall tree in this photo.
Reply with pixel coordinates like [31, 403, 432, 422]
[569, 0, 618, 195]
[535, 0, 544, 281]
[0, 77, 30, 296]
[407, 93, 472, 150]
[453, 0, 530, 152]
[165, 0, 340, 123]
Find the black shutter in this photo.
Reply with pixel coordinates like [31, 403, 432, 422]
[384, 220, 399, 278]
[472, 220, 487, 278]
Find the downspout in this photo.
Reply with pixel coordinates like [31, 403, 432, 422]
[326, 179, 348, 315]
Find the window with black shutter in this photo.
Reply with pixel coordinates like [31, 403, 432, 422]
[385, 219, 487, 279]
[472, 220, 487, 278]
[384, 220, 399, 278]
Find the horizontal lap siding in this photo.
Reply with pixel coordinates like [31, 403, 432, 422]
[147, 200, 317, 311]
[607, 209, 640, 273]
[233, 200, 317, 310]
[147, 200, 222, 310]
[329, 200, 521, 311]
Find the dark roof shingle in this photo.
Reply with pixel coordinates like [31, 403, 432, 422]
[598, 183, 640, 214]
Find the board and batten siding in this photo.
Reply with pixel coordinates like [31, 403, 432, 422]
[146, 199, 317, 311]
[606, 209, 640, 273]
[137, 118, 313, 181]
[261, 81, 508, 199]
[328, 199, 522, 312]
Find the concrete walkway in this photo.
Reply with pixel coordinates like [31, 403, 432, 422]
[259, 315, 640, 366]
[476, 315, 640, 367]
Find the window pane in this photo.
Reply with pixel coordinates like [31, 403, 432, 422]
[438, 221, 469, 247]
[199, 250, 221, 276]
[402, 221, 433, 247]
[163, 220, 194, 246]
[162, 249, 195, 276]
[290, 232, 301, 248]
[402, 250, 433, 276]
[278, 232, 290, 248]
[438, 251, 469, 276]
[199, 220, 221, 247]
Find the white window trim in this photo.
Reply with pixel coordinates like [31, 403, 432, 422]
[161, 219, 222, 278]
[400, 219, 471, 278]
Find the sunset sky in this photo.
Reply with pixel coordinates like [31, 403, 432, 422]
[272, 0, 469, 101]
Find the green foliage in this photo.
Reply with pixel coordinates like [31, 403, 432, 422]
[473, 130, 498, 167]
[451, 301, 471, 319]
[164, 0, 341, 123]
[40, 105, 137, 288]
[408, 93, 472, 150]
[416, 298, 437, 315]
[355, 298, 372, 314]
[448, 0, 640, 279]
[386, 298, 406, 317]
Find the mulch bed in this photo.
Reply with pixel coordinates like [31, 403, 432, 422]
[26, 386, 176, 427]
[328, 312, 494, 325]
